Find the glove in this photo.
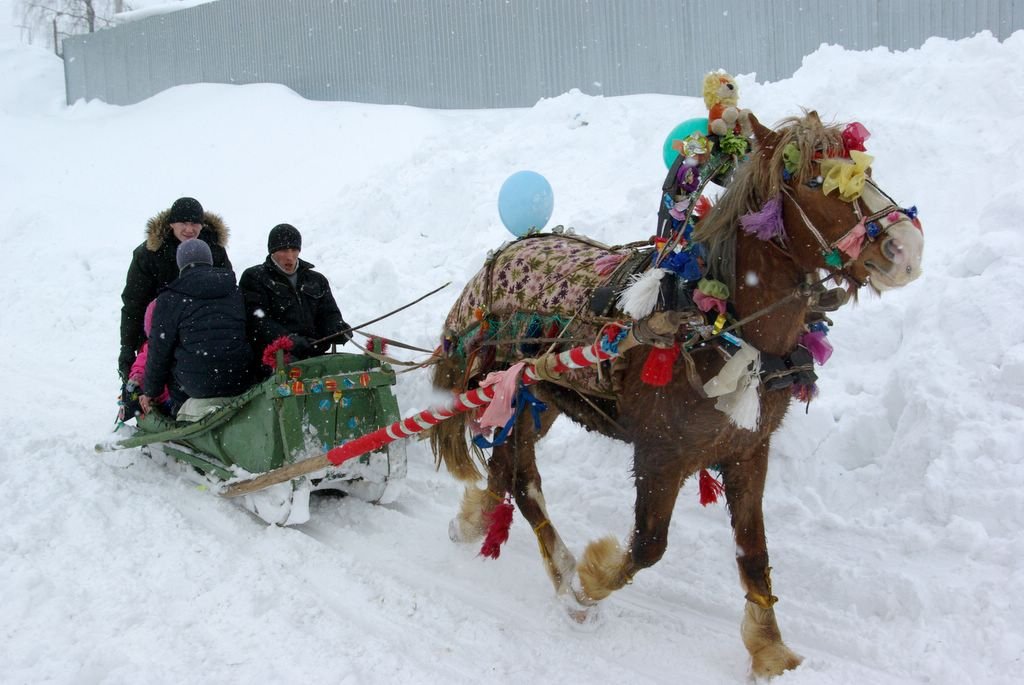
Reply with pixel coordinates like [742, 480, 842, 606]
[118, 345, 136, 382]
[118, 380, 142, 422]
[289, 335, 314, 360]
[337, 325, 354, 345]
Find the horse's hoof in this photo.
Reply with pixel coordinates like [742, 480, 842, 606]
[553, 575, 602, 630]
[556, 591, 602, 631]
[750, 643, 803, 678]
[742, 602, 803, 677]
[448, 517, 462, 542]
[448, 517, 482, 543]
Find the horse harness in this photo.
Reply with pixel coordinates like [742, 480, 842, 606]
[582, 242, 838, 398]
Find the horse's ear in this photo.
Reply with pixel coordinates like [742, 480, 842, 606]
[747, 113, 773, 145]
[806, 110, 822, 125]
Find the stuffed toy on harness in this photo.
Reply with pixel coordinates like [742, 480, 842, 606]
[703, 71, 751, 137]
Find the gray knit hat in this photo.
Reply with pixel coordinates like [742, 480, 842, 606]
[176, 238, 213, 271]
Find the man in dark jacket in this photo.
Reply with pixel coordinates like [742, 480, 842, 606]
[119, 197, 232, 381]
[239, 223, 351, 365]
[140, 240, 253, 417]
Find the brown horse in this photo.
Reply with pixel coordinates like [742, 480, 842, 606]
[430, 112, 923, 678]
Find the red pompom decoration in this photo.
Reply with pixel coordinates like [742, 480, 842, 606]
[262, 335, 294, 369]
[699, 468, 725, 506]
[479, 495, 515, 559]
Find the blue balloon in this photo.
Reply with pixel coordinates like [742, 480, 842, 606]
[498, 171, 554, 237]
[662, 117, 709, 168]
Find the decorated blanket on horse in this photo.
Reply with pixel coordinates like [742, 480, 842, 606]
[441, 232, 649, 397]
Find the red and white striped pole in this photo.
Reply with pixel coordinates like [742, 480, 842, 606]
[220, 321, 678, 498]
[324, 323, 632, 466]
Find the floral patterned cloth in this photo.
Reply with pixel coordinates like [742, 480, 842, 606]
[442, 233, 644, 395]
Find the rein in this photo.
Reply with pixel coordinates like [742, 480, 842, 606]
[312, 281, 450, 348]
[349, 337, 440, 370]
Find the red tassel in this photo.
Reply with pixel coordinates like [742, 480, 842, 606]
[641, 344, 680, 386]
[262, 335, 294, 369]
[699, 468, 725, 506]
[479, 496, 515, 559]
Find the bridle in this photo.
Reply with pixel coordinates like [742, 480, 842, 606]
[779, 173, 919, 288]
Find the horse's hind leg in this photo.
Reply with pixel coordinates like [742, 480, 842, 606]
[503, 412, 581, 600]
[448, 444, 514, 543]
[448, 407, 571, 580]
[721, 441, 802, 678]
[448, 409, 582, 608]
[448, 481, 499, 543]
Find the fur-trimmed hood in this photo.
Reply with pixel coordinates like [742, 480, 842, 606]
[145, 209, 230, 252]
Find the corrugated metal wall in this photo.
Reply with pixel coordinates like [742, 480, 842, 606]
[62, 0, 1024, 107]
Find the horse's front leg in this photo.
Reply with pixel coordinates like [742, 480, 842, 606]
[576, 443, 685, 605]
[721, 441, 802, 678]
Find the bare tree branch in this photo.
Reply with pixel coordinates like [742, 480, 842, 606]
[18, 0, 136, 54]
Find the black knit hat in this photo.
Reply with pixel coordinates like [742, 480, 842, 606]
[168, 197, 204, 224]
[176, 238, 213, 271]
[268, 223, 302, 253]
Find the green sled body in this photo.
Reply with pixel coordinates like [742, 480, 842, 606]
[113, 352, 406, 524]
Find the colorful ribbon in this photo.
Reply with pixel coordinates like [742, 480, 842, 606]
[835, 219, 867, 259]
[821, 150, 874, 202]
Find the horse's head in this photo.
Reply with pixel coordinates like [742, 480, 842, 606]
[749, 112, 924, 293]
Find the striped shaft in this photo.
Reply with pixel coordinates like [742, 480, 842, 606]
[325, 332, 622, 466]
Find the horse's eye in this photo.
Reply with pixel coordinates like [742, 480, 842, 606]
[726, 83, 735, 90]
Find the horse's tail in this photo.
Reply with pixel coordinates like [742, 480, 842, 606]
[429, 355, 484, 483]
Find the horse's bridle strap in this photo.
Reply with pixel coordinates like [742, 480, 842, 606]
[780, 184, 833, 255]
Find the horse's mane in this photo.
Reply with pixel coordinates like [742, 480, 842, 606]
[693, 112, 846, 291]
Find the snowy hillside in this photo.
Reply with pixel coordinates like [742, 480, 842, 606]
[0, 7, 1021, 683]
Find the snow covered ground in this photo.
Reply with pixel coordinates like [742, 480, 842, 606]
[1, 5, 1021, 682]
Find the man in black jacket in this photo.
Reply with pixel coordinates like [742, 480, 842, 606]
[140, 240, 253, 417]
[239, 223, 351, 365]
[119, 197, 232, 381]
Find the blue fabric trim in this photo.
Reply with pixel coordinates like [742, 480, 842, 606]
[472, 386, 548, 449]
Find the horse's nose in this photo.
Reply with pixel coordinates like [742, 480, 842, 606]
[873, 222, 923, 289]
[882, 235, 907, 265]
